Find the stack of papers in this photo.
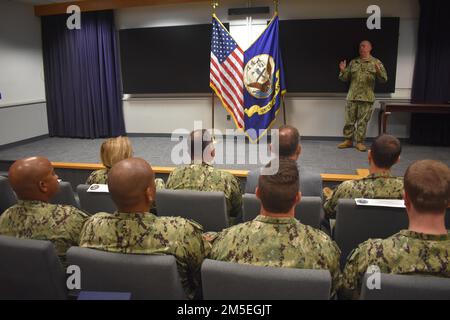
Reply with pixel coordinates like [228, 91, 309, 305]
[87, 184, 109, 193]
[355, 198, 405, 208]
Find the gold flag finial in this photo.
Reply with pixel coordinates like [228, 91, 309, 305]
[211, 0, 219, 14]
[273, 0, 279, 14]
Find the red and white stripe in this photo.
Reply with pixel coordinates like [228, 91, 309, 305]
[210, 47, 245, 128]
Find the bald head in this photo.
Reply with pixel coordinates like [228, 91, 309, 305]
[8, 156, 59, 201]
[108, 158, 155, 212]
[277, 125, 301, 159]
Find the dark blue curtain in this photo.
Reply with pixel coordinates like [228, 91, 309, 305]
[42, 10, 125, 138]
[410, 0, 450, 146]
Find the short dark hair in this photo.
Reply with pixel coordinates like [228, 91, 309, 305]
[404, 160, 450, 213]
[189, 129, 213, 161]
[278, 125, 300, 157]
[370, 134, 401, 169]
[258, 159, 299, 213]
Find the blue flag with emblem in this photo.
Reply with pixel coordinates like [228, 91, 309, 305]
[243, 14, 286, 142]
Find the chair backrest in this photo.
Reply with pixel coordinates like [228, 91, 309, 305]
[334, 199, 408, 267]
[156, 189, 228, 232]
[67, 247, 186, 300]
[76, 184, 116, 215]
[201, 259, 331, 300]
[0, 176, 17, 214]
[242, 194, 323, 229]
[50, 181, 79, 208]
[361, 273, 450, 300]
[0, 235, 67, 299]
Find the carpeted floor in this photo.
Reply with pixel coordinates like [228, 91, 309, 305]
[1, 136, 449, 176]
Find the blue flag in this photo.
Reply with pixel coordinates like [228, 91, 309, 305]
[243, 15, 286, 142]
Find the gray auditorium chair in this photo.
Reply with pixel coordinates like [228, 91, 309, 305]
[50, 181, 80, 208]
[201, 259, 331, 300]
[242, 194, 323, 229]
[334, 199, 409, 267]
[0, 176, 17, 214]
[76, 184, 116, 215]
[67, 247, 186, 300]
[0, 235, 67, 300]
[156, 189, 228, 232]
[360, 273, 450, 300]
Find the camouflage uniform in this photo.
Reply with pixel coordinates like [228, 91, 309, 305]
[166, 163, 242, 219]
[209, 215, 342, 296]
[86, 168, 166, 189]
[324, 172, 403, 219]
[86, 169, 108, 184]
[339, 56, 388, 142]
[341, 230, 450, 299]
[0, 200, 88, 264]
[79, 211, 207, 299]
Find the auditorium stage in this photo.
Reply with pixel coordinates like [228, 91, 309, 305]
[1, 136, 449, 178]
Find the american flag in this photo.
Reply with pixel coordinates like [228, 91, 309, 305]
[210, 16, 244, 129]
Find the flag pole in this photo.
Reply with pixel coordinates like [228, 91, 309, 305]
[211, 92, 215, 131]
[274, 0, 284, 124]
[211, 0, 219, 134]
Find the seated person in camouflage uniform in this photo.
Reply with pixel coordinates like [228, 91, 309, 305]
[0, 157, 88, 264]
[208, 159, 341, 297]
[340, 160, 450, 299]
[245, 125, 323, 198]
[166, 129, 242, 222]
[85, 136, 133, 185]
[324, 134, 403, 218]
[79, 157, 207, 299]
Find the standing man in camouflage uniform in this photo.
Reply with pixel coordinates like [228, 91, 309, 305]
[79, 158, 207, 299]
[324, 134, 403, 218]
[338, 40, 388, 151]
[209, 159, 341, 297]
[340, 160, 450, 299]
[0, 157, 88, 264]
[166, 129, 242, 222]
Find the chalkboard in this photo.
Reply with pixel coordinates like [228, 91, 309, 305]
[119, 18, 399, 94]
[119, 23, 220, 94]
[279, 17, 399, 93]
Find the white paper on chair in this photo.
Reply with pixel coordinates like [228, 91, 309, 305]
[355, 198, 405, 208]
[87, 184, 109, 193]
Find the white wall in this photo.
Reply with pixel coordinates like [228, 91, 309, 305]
[117, 0, 419, 138]
[0, 102, 48, 146]
[0, 0, 48, 146]
[0, 0, 46, 107]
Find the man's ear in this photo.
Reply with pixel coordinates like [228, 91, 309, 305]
[211, 147, 216, 159]
[255, 187, 261, 200]
[395, 156, 400, 164]
[403, 190, 411, 210]
[296, 144, 302, 158]
[146, 184, 155, 204]
[38, 180, 47, 193]
[295, 191, 302, 205]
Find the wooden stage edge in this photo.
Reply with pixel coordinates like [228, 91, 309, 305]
[51, 162, 370, 182]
